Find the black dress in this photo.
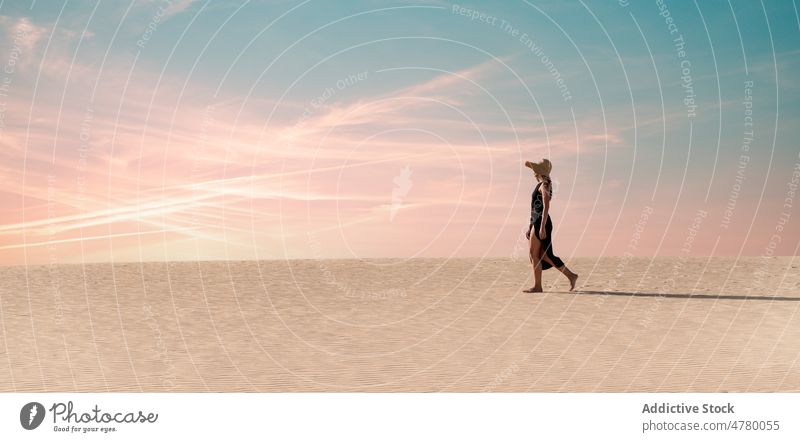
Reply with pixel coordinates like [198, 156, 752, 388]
[530, 182, 565, 270]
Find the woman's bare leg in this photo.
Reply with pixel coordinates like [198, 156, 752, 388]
[541, 254, 579, 291]
[524, 235, 543, 292]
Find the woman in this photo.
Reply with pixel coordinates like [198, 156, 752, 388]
[523, 159, 578, 293]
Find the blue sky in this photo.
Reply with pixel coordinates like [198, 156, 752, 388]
[0, 0, 798, 263]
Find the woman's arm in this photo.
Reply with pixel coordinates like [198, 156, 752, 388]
[539, 185, 550, 239]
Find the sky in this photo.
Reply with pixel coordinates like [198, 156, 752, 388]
[0, 0, 798, 265]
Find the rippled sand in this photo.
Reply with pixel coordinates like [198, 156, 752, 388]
[0, 256, 798, 392]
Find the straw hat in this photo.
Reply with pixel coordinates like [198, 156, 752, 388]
[524, 158, 552, 177]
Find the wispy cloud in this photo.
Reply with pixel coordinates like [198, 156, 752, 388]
[161, 0, 198, 19]
[1, 0, 796, 263]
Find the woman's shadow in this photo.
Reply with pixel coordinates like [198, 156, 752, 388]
[555, 289, 800, 302]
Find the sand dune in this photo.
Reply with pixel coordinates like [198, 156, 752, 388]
[0, 256, 798, 392]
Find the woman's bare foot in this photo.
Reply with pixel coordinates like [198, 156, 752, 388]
[567, 272, 578, 291]
[523, 286, 543, 293]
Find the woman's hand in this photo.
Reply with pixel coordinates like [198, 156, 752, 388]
[526, 226, 532, 240]
[538, 225, 547, 240]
